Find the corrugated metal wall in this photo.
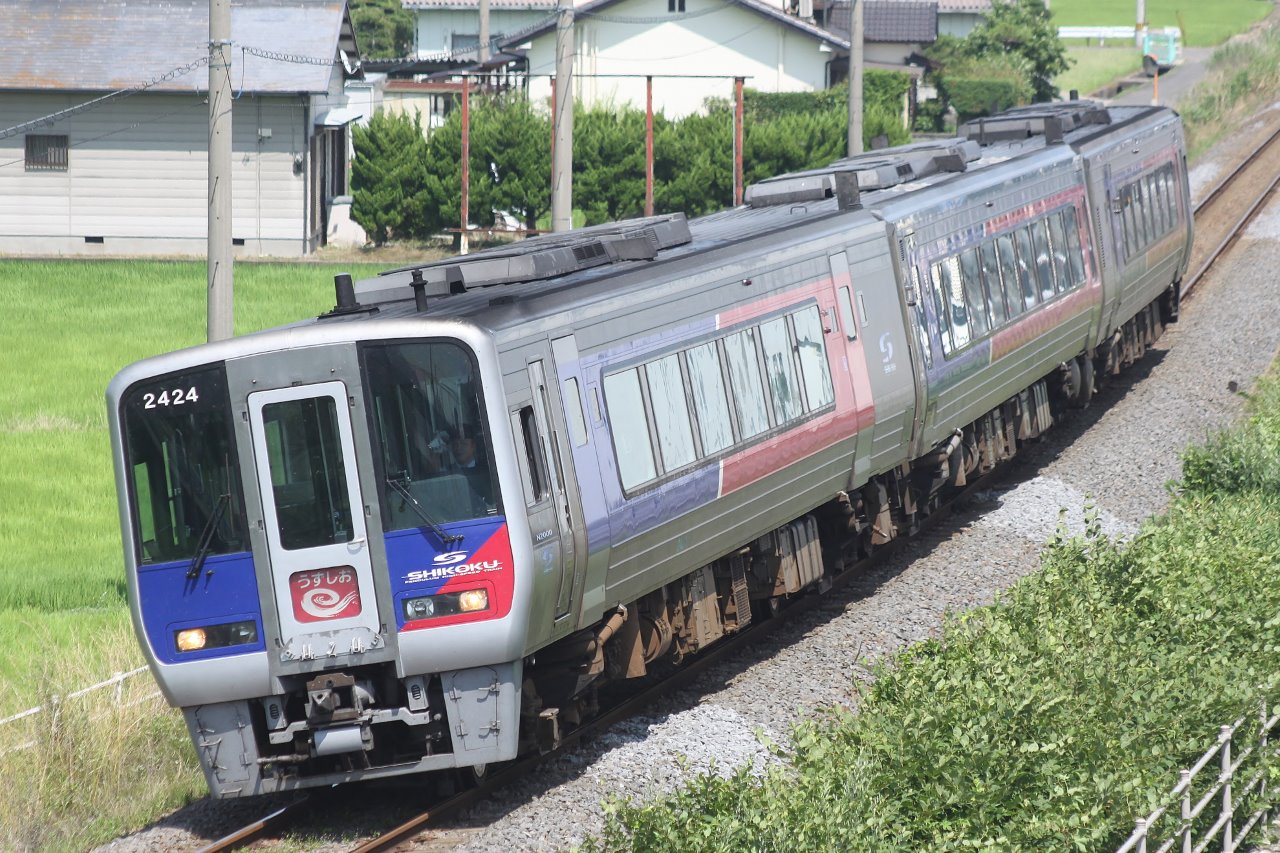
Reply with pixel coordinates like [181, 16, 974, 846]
[0, 91, 310, 256]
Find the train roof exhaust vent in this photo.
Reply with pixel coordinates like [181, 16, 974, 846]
[960, 102, 1112, 145]
[354, 214, 692, 306]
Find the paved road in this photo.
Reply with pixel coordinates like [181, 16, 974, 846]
[1106, 46, 1215, 109]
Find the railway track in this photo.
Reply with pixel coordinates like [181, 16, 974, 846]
[191, 118, 1280, 853]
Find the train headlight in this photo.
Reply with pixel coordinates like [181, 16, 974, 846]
[403, 588, 490, 622]
[174, 621, 258, 653]
[176, 628, 207, 651]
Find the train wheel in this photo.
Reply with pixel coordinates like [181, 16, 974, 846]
[1071, 356, 1095, 409]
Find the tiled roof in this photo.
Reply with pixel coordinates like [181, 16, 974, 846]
[937, 0, 990, 11]
[502, 0, 849, 49]
[827, 0, 937, 43]
[404, 0, 554, 8]
[0, 0, 355, 94]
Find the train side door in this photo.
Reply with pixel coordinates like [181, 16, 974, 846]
[522, 359, 581, 621]
[246, 381, 384, 661]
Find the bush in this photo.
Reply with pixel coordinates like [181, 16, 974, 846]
[941, 55, 1035, 122]
[351, 110, 431, 245]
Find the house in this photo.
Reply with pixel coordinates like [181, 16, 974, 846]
[504, 0, 850, 119]
[0, 0, 373, 257]
[405, 0, 555, 59]
[937, 0, 992, 38]
[826, 0, 937, 67]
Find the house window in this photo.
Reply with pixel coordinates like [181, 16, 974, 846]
[668, 0, 685, 11]
[25, 135, 68, 171]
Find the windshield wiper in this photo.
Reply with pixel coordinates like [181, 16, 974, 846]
[386, 476, 463, 545]
[187, 493, 230, 580]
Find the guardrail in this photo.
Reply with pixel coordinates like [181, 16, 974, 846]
[1117, 700, 1279, 853]
[0, 665, 148, 727]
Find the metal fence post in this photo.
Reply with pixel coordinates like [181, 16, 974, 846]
[1181, 769, 1192, 853]
[1135, 818, 1148, 853]
[1261, 698, 1270, 828]
[1221, 725, 1233, 851]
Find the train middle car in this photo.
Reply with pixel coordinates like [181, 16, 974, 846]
[106, 101, 1190, 797]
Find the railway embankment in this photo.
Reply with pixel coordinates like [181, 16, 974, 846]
[577, 377, 1280, 851]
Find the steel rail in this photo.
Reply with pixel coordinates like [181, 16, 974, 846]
[1185, 121, 1280, 294]
[192, 796, 312, 853]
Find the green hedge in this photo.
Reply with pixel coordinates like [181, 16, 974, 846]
[583, 378, 1280, 851]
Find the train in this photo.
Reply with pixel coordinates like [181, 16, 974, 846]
[106, 100, 1191, 798]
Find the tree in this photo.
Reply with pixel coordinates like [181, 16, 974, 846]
[470, 95, 552, 230]
[351, 110, 431, 244]
[963, 0, 1070, 103]
[574, 106, 651, 225]
[350, 0, 415, 60]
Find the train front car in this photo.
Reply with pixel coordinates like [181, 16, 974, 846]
[107, 320, 530, 797]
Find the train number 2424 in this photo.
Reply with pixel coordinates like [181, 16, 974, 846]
[142, 387, 200, 409]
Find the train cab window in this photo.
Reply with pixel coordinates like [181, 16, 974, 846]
[1062, 207, 1086, 286]
[1048, 214, 1071, 294]
[1014, 228, 1038, 310]
[979, 242, 1007, 327]
[603, 368, 657, 490]
[724, 328, 770, 438]
[261, 396, 354, 550]
[563, 377, 588, 447]
[792, 306, 835, 410]
[1161, 167, 1178, 225]
[686, 341, 734, 455]
[996, 235, 1023, 319]
[760, 317, 804, 424]
[1031, 221, 1055, 301]
[122, 366, 248, 565]
[645, 354, 697, 471]
[959, 249, 989, 338]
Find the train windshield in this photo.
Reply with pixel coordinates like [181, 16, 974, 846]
[122, 365, 248, 565]
[362, 341, 501, 528]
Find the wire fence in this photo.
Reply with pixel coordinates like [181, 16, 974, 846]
[1117, 699, 1280, 853]
[0, 666, 148, 728]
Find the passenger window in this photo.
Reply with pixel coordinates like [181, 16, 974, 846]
[1062, 207, 1086, 286]
[944, 256, 970, 350]
[979, 242, 1006, 326]
[1162, 167, 1178, 225]
[603, 368, 657, 490]
[1134, 181, 1151, 247]
[1120, 188, 1136, 257]
[563, 377, 588, 447]
[1014, 228, 1038, 310]
[686, 341, 734, 454]
[1048, 214, 1071, 294]
[792, 306, 834, 411]
[837, 286, 857, 340]
[518, 406, 551, 505]
[959, 249, 989, 338]
[1031, 221, 1055, 301]
[931, 262, 954, 354]
[1148, 175, 1166, 236]
[760, 317, 804, 424]
[645, 354, 696, 472]
[724, 328, 770, 438]
[996, 234, 1022, 318]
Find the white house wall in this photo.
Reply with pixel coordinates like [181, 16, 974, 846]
[0, 92, 310, 256]
[416, 9, 551, 56]
[525, 0, 834, 117]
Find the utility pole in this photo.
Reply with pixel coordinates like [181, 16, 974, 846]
[551, 0, 574, 232]
[208, 0, 233, 342]
[847, 0, 864, 157]
[1136, 0, 1146, 47]
[479, 0, 490, 62]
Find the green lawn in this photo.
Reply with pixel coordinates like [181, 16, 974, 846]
[0, 259, 382, 713]
[1049, 0, 1272, 47]
[1055, 46, 1144, 97]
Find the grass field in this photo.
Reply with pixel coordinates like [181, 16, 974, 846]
[1055, 46, 1144, 97]
[1049, 0, 1271, 47]
[0, 259, 381, 711]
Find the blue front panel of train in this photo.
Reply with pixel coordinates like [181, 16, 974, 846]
[384, 516, 515, 630]
[136, 551, 264, 665]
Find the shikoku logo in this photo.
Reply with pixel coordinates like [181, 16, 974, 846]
[434, 551, 469, 565]
[406, 549, 504, 584]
